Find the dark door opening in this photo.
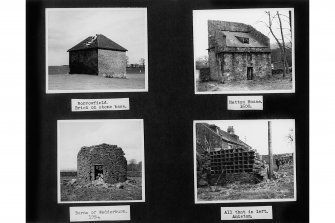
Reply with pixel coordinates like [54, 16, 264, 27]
[94, 165, 104, 181]
[247, 67, 253, 80]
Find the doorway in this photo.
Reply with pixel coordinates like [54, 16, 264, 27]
[247, 67, 253, 80]
[94, 165, 104, 181]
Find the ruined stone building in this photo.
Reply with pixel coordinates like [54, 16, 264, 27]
[77, 143, 127, 185]
[207, 20, 272, 82]
[196, 123, 263, 177]
[68, 34, 127, 76]
[196, 123, 251, 153]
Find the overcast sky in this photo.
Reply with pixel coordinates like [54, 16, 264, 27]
[193, 8, 293, 59]
[199, 119, 295, 155]
[47, 8, 147, 65]
[58, 120, 144, 171]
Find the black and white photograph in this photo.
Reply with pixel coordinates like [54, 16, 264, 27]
[57, 119, 145, 203]
[193, 8, 295, 94]
[46, 8, 148, 93]
[194, 119, 296, 203]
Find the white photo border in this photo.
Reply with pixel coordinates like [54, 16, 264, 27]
[46, 8, 149, 94]
[57, 119, 146, 204]
[193, 119, 297, 204]
[193, 8, 295, 94]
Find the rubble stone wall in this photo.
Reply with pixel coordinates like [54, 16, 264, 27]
[220, 52, 271, 81]
[98, 49, 126, 76]
[77, 143, 127, 185]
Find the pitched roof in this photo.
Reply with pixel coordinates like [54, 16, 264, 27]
[67, 34, 127, 52]
[202, 123, 252, 148]
[222, 31, 267, 48]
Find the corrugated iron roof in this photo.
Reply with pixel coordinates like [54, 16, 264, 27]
[222, 31, 267, 48]
[67, 34, 127, 52]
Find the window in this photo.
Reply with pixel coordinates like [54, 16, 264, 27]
[235, 36, 249, 44]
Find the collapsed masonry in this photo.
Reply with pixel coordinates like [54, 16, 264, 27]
[196, 123, 266, 186]
[77, 143, 127, 185]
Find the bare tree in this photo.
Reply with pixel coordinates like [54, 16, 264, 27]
[277, 11, 289, 76]
[196, 55, 209, 69]
[261, 11, 291, 78]
[287, 128, 294, 144]
[128, 159, 137, 171]
[126, 56, 129, 67]
[139, 58, 145, 68]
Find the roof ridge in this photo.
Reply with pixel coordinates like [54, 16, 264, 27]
[68, 34, 127, 52]
[200, 123, 251, 148]
[95, 34, 99, 46]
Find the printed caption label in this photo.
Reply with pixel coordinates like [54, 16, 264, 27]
[221, 206, 272, 220]
[71, 98, 130, 112]
[227, 96, 263, 110]
[69, 205, 130, 222]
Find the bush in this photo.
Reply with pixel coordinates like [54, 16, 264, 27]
[199, 68, 211, 82]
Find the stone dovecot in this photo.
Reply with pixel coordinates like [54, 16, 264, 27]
[77, 143, 127, 185]
[67, 34, 127, 76]
[207, 20, 272, 82]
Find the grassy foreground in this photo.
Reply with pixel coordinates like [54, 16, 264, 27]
[60, 176, 142, 202]
[198, 164, 295, 201]
[197, 73, 293, 92]
[48, 73, 145, 91]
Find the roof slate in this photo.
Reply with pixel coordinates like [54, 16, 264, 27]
[222, 31, 267, 48]
[67, 34, 127, 52]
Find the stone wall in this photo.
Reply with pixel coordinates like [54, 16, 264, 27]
[98, 49, 126, 76]
[77, 143, 127, 185]
[220, 52, 271, 81]
[69, 49, 98, 74]
[208, 50, 220, 81]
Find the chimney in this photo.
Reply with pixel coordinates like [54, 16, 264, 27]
[227, 126, 235, 134]
[227, 126, 239, 141]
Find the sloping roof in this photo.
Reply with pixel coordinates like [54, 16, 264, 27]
[67, 34, 127, 52]
[203, 123, 251, 148]
[217, 128, 249, 147]
[222, 31, 267, 48]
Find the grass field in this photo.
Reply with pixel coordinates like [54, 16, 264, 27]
[197, 163, 295, 202]
[196, 73, 293, 92]
[60, 176, 142, 202]
[48, 73, 145, 91]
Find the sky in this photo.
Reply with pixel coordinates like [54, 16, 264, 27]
[47, 8, 147, 65]
[58, 120, 144, 171]
[200, 119, 295, 155]
[193, 8, 293, 59]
